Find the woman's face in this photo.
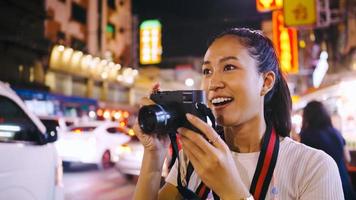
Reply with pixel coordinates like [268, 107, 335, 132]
[202, 35, 265, 126]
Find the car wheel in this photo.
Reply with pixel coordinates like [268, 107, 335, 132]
[100, 150, 114, 170]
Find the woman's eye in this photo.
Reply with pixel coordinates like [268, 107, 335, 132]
[202, 68, 211, 75]
[224, 64, 236, 71]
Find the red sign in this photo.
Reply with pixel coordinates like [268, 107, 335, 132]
[272, 10, 299, 74]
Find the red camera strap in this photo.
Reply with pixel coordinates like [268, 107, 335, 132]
[249, 126, 279, 200]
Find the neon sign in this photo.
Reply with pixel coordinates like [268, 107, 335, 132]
[273, 11, 298, 74]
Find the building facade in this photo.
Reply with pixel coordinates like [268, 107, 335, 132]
[44, 0, 135, 104]
[0, 0, 49, 89]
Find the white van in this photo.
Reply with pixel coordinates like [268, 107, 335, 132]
[0, 82, 63, 200]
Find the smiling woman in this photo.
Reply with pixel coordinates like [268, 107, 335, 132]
[132, 28, 345, 200]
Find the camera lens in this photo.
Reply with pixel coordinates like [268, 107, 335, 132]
[138, 105, 158, 133]
[138, 104, 177, 134]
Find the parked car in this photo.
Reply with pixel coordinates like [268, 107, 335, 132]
[0, 81, 63, 200]
[115, 134, 171, 179]
[55, 121, 131, 169]
[115, 135, 143, 177]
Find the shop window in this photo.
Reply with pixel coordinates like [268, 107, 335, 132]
[98, 0, 103, 48]
[106, 23, 116, 40]
[71, 3, 87, 24]
[47, 9, 55, 20]
[57, 31, 65, 41]
[119, 27, 125, 34]
[70, 126, 96, 132]
[107, 0, 116, 10]
[72, 77, 87, 98]
[107, 127, 121, 134]
[92, 81, 102, 99]
[71, 37, 86, 51]
[107, 127, 129, 135]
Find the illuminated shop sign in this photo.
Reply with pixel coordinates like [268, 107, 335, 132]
[49, 45, 122, 80]
[140, 20, 162, 65]
[283, 0, 316, 27]
[49, 45, 138, 85]
[256, 0, 283, 12]
[273, 10, 299, 74]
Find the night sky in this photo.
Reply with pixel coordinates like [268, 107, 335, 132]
[132, 0, 270, 58]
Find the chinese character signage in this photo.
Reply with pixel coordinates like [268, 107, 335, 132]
[140, 20, 162, 65]
[273, 11, 298, 74]
[256, 0, 283, 12]
[283, 0, 316, 27]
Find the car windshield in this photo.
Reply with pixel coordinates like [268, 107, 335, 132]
[70, 126, 96, 133]
[0, 96, 40, 142]
[65, 121, 74, 127]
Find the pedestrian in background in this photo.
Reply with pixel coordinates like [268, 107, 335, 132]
[300, 100, 355, 200]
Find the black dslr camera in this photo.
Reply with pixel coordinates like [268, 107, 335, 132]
[138, 90, 213, 136]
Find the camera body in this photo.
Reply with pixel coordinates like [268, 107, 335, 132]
[138, 90, 210, 136]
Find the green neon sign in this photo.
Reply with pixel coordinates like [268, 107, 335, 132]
[106, 24, 115, 33]
[140, 20, 161, 29]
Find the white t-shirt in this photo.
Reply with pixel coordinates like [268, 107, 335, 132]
[165, 137, 344, 200]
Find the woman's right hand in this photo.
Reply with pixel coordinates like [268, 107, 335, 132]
[133, 96, 171, 154]
[132, 85, 172, 200]
[133, 95, 171, 172]
[134, 83, 171, 158]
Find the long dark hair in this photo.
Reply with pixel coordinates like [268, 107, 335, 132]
[208, 28, 292, 137]
[301, 101, 333, 130]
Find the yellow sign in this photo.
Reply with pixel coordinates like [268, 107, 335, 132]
[291, 95, 300, 104]
[283, 0, 316, 26]
[273, 11, 299, 74]
[256, 0, 283, 12]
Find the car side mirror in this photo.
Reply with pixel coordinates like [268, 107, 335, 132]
[45, 130, 58, 143]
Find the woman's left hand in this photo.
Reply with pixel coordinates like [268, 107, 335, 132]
[177, 113, 250, 200]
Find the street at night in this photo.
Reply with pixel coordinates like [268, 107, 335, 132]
[63, 166, 135, 200]
[1, 0, 356, 199]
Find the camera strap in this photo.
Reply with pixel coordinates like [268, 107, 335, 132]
[250, 123, 279, 200]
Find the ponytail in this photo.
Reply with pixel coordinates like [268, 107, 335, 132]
[264, 71, 292, 137]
